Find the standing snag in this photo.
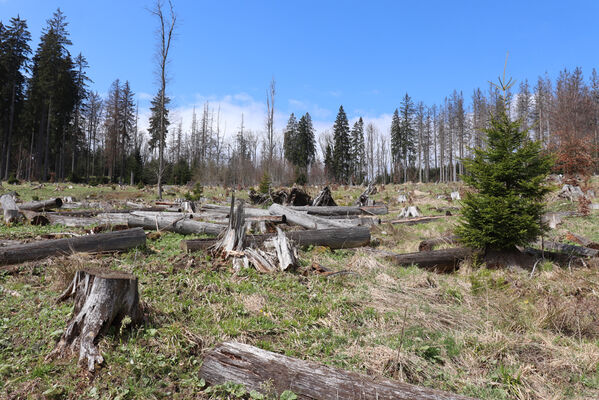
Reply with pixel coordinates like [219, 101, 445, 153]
[47, 268, 143, 372]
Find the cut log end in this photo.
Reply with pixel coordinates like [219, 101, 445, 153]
[47, 268, 143, 372]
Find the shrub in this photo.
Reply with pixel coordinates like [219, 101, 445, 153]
[185, 182, 203, 201]
[258, 171, 271, 194]
[7, 174, 19, 185]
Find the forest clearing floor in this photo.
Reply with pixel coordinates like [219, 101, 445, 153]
[1, 181, 599, 399]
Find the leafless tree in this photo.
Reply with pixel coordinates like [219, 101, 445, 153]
[265, 77, 276, 176]
[150, 0, 176, 199]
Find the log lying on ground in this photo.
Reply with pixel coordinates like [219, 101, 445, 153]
[18, 197, 62, 211]
[47, 268, 143, 371]
[0, 228, 146, 265]
[199, 341, 476, 400]
[565, 232, 599, 249]
[41, 213, 131, 227]
[418, 235, 461, 252]
[386, 215, 449, 225]
[312, 186, 337, 206]
[182, 226, 371, 252]
[534, 240, 598, 258]
[127, 215, 223, 236]
[0, 194, 20, 223]
[269, 203, 353, 229]
[287, 204, 388, 216]
[199, 204, 271, 218]
[386, 247, 474, 272]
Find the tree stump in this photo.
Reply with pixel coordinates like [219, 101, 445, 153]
[287, 187, 312, 206]
[312, 186, 337, 206]
[0, 194, 20, 224]
[47, 268, 143, 371]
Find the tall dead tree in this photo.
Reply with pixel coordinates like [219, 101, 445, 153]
[265, 77, 276, 175]
[151, 0, 176, 199]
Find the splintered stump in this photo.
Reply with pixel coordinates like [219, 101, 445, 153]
[312, 186, 337, 206]
[200, 342, 477, 400]
[47, 268, 143, 371]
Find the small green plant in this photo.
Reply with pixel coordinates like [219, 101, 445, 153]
[31, 195, 40, 202]
[136, 181, 145, 189]
[7, 174, 19, 185]
[259, 171, 271, 194]
[185, 182, 203, 201]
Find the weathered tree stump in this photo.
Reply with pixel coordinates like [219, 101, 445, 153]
[211, 195, 246, 257]
[0, 193, 20, 224]
[355, 184, 376, 206]
[47, 268, 143, 371]
[312, 186, 337, 206]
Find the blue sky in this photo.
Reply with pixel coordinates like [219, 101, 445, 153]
[2, 0, 599, 138]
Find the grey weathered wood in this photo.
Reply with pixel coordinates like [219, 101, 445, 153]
[534, 240, 598, 258]
[386, 215, 448, 225]
[47, 268, 143, 371]
[288, 204, 388, 216]
[182, 226, 371, 252]
[0, 228, 146, 265]
[387, 247, 474, 271]
[211, 196, 246, 256]
[269, 203, 353, 229]
[199, 204, 272, 218]
[0, 194, 20, 223]
[199, 341, 477, 400]
[399, 206, 421, 218]
[18, 197, 63, 211]
[127, 215, 223, 236]
[312, 186, 337, 206]
[268, 227, 298, 271]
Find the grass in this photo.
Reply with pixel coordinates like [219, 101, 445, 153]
[1, 180, 599, 399]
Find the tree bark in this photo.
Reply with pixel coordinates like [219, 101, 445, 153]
[127, 215, 223, 236]
[269, 204, 354, 229]
[47, 268, 143, 371]
[182, 226, 371, 252]
[18, 197, 63, 211]
[200, 341, 476, 400]
[0, 194, 20, 223]
[387, 247, 474, 272]
[288, 205, 388, 216]
[0, 228, 146, 266]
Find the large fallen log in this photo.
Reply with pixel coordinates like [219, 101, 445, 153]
[0, 194, 20, 223]
[565, 232, 599, 249]
[181, 226, 371, 252]
[47, 268, 143, 371]
[387, 247, 474, 271]
[18, 197, 63, 211]
[269, 203, 353, 229]
[199, 341, 476, 400]
[199, 204, 271, 218]
[288, 205, 388, 216]
[0, 228, 146, 266]
[534, 240, 598, 258]
[386, 215, 449, 225]
[127, 215, 223, 236]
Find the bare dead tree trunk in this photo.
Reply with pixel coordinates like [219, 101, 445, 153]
[151, 0, 176, 199]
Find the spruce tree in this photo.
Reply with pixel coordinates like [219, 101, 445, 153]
[350, 117, 365, 183]
[148, 89, 170, 151]
[295, 112, 316, 181]
[332, 105, 351, 183]
[390, 109, 401, 182]
[456, 78, 553, 250]
[399, 93, 415, 182]
[283, 113, 298, 164]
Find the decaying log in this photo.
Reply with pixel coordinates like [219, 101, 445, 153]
[288, 205, 388, 216]
[387, 247, 474, 271]
[535, 240, 598, 258]
[0, 228, 146, 265]
[199, 204, 272, 218]
[182, 226, 371, 252]
[199, 341, 476, 400]
[248, 189, 269, 205]
[244, 248, 278, 272]
[0, 194, 20, 223]
[47, 268, 143, 371]
[418, 235, 461, 252]
[269, 203, 353, 229]
[127, 215, 223, 236]
[312, 186, 337, 206]
[270, 189, 288, 204]
[18, 197, 63, 211]
[20, 209, 50, 226]
[565, 232, 599, 249]
[387, 215, 448, 225]
[542, 211, 580, 229]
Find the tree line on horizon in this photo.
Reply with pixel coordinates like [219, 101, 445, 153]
[1, 9, 598, 187]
